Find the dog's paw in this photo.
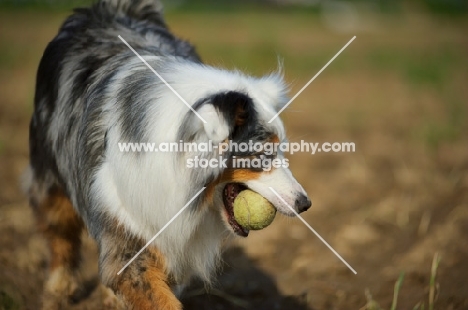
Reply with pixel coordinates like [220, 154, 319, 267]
[42, 267, 80, 310]
[101, 285, 126, 310]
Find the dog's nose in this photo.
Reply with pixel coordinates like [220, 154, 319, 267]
[295, 193, 311, 213]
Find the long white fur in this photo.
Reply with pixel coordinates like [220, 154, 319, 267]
[91, 57, 307, 286]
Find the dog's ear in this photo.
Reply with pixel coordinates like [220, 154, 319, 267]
[197, 104, 230, 143]
[196, 91, 256, 143]
[254, 73, 289, 112]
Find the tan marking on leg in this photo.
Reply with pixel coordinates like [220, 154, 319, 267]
[99, 224, 182, 310]
[101, 285, 126, 310]
[30, 185, 84, 309]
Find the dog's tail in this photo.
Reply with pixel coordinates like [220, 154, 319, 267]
[95, 0, 164, 23]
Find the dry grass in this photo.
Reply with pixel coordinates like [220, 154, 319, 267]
[362, 253, 441, 310]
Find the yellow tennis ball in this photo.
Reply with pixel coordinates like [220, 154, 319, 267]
[233, 190, 276, 230]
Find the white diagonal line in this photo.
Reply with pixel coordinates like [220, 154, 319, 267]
[117, 187, 206, 275]
[269, 187, 357, 274]
[268, 36, 356, 123]
[118, 35, 207, 124]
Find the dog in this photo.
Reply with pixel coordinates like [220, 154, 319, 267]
[26, 0, 311, 309]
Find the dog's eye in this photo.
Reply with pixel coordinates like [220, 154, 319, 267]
[256, 153, 276, 160]
[229, 154, 271, 172]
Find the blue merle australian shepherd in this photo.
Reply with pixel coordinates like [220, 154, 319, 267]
[26, 0, 311, 308]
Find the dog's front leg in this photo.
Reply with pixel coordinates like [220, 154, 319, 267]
[97, 225, 182, 310]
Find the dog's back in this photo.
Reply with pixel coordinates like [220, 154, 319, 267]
[29, 0, 203, 232]
[30, 0, 198, 222]
[29, 1, 196, 308]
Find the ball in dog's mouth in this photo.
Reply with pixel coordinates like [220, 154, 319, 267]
[233, 189, 276, 230]
[223, 183, 277, 237]
[223, 183, 250, 237]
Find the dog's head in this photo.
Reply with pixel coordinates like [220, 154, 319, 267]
[175, 67, 311, 237]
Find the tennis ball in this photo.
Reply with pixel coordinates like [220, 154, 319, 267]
[233, 190, 276, 230]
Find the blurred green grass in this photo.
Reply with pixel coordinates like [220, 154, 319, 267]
[368, 47, 466, 85]
[0, 0, 466, 14]
[0, 290, 20, 310]
[0, 6, 466, 152]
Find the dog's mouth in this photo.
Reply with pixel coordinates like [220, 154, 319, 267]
[223, 183, 249, 237]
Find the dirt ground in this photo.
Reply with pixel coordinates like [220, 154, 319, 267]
[0, 6, 467, 310]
